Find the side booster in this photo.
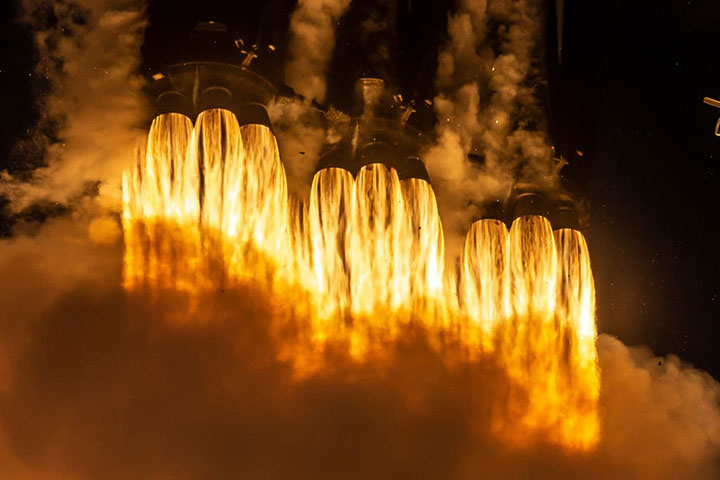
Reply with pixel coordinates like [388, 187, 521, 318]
[148, 21, 275, 128]
[315, 78, 432, 184]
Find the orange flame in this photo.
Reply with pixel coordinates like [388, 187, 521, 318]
[461, 217, 600, 449]
[122, 110, 600, 451]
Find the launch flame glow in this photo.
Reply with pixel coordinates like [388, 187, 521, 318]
[122, 109, 600, 451]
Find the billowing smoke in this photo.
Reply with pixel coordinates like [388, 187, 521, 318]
[0, 217, 718, 479]
[285, 0, 351, 103]
[426, 0, 556, 258]
[2, 0, 148, 211]
[269, 97, 326, 198]
[274, 0, 351, 198]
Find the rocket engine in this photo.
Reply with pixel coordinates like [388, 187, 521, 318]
[314, 78, 431, 184]
[148, 21, 275, 129]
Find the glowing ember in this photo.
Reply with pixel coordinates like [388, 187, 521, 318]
[122, 110, 600, 451]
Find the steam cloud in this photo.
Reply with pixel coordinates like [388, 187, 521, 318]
[0, 217, 719, 479]
[426, 0, 556, 258]
[2, 0, 148, 211]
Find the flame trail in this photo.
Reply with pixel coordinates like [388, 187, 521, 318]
[123, 110, 290, 292]
[122, 110, 600, 450]
[461, 219, 511, 348]
[122, 113, 202, 296]
[401, 178, 449, 319]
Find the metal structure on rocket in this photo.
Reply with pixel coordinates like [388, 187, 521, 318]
[147, 21, 275, 128]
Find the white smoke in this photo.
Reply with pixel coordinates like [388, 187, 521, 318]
[484, 0, 554, 180]
[275, 0, 352, 199]
[285, 0, 352, 103]
[427, 0, 555, 259]
[269, 96, 327, 198]
[596, 335, 720, 479]
[270, 98, 352, 199]
[2, 0, 148, 211]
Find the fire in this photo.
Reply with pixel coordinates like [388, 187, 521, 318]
[122, 110, 600, 450]
[123, 110, 290, 293]
[461, 217, 600, 449]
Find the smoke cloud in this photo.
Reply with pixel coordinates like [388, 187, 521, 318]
[269, 97, 327, 198]
[285, 0, 351, 103]
[426, 0, 556, 258]
[2, 0, 148, 211]
[0, 217, 718, 479]
[276, 0, 352, 199]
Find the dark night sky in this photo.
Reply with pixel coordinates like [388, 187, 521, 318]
[2, 0, 720, 378]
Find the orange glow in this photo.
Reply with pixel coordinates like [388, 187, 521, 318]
[123, 110, 600, 451]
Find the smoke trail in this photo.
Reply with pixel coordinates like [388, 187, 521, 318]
[2, 0, 148, 211]
[426, 0, 555, 259]
[285, 0, 352, 103]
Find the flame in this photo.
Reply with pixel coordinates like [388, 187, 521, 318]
[122, 110, 600, 450]
[460, 219, 511, 348]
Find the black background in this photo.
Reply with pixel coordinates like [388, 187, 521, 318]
[2, 0, 719, 377]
